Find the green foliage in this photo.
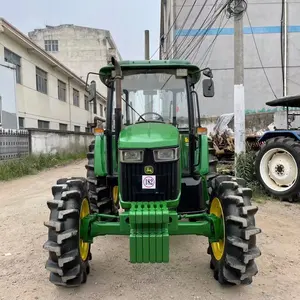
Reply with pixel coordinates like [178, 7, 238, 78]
[0, 150, 86, 181]
[235, 151, 269, 199]
[235, 151, 256, 183]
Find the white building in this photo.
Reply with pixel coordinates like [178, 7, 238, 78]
[0, 18, 106, 131]
[28, 24, 122, 97]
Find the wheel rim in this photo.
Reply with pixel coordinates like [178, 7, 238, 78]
[79, 198, 90, 261]
[209, 197, 225, 261]
[259, 148, 298, 192]
[113, 186, 118, 204]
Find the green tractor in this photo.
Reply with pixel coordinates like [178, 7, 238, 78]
[43, 58, 261, 287]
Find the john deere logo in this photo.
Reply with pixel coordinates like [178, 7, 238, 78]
[144, 166, 154, 174]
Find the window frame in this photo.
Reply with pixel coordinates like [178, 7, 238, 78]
[4, 48, 21, 84]
[58, 80, 67, 101]
[36, 67, 48, 94]
[38, 119, 50, 129]
[44, 40, 59, 52]
[59, 123, 68, 131]
[73, 89, 80, 107]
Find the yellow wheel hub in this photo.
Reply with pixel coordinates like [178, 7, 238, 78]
[113, 186, 118, 204]
[79, 198, 90, 261]
[209, 197, 225, 261]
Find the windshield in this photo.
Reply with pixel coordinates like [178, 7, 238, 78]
[111, 72, 190, 129]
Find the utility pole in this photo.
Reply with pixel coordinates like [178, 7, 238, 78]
[283, 0, 288, 97]
[144, 30, 153, 112]
[145, 30, 150, 60]
[234, 1, 245, 158]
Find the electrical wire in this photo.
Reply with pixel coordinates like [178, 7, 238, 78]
[246, 11, 278, 99]
[182, 0, 248, 61]
[164, 0, 198, 59]
[150, 0, 188, 60]
[189, 8, 226, 63]
[172, 0, 210, 59]
[176, 0, 225, 60]
[195, 11, 229, 67]
[181, 3, 228, 60]
[226, 0, 247, 20]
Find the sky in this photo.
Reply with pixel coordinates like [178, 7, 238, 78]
[1, 0, 161, 60]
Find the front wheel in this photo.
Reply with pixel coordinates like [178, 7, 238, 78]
[207, 175, 261, 285]
[43, 177, 92, 287]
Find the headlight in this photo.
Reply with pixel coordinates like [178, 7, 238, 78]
[153, 148, 179, 162]
[120, 150, 144, 163]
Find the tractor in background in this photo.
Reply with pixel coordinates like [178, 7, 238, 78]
[255, 95, 300, 202]
[43, 58, 261, 287]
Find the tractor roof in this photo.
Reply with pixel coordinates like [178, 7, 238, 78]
[99, 59, 201, 85]
[266, 95, 300, 108]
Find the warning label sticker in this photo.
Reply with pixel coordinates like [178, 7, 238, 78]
[142, 175, 156, 189]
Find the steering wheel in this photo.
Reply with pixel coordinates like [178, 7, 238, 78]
[137, 112, 165, 122]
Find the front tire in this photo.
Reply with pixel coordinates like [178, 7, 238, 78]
[207, 175, 261, 285]
[255, 137, 300, 199]
[43, 177, 92, 287]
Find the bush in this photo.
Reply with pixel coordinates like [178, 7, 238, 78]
[235, 151, 269, 198]
[0, 150, 86, 181]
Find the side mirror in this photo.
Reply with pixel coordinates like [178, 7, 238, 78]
[87, 80, 96, 102]
[202, 79, 214, 97]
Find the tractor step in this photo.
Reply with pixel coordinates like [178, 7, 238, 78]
[129, 202, 170, 263]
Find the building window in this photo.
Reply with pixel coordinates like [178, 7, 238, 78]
[100, 104, 103, 116]
[84, 95, 89, 111]
[4, 48, 21, 84]
[45, 40, 59, 52]
[18, 117, 24, 129]
[58, 80, 66, 101]
[74, 125, 80, 132]
[85, 127, 91, 133]
[38, 120, 50, 129]
[59, 123, 68, 131]
[93, 100, 97, 114]
[36, 67, 48, 94]
[73, 89, 79, 107]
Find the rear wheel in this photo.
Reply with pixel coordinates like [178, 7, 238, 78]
[207, 175, 261, 285]
[255, 137, 300, 200]
[86, 140, 119, 216]
[43, 177, 91, 287]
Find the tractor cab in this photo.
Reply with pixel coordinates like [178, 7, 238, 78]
[93, 59, 215, 212]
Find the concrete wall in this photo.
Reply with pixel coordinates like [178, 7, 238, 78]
[0, 30, 106, 131]
[161, 0, 300, 117]
[28, 128, 93, 154]
[28, 25, 122, 98]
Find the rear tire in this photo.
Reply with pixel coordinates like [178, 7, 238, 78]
[86, 140, 119, 217]
[43, 177, 91, 287]
[207, 175, 261, 285]
[255, 137, 300, 200]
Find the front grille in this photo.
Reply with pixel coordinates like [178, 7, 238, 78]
[120, 149, 179, 202]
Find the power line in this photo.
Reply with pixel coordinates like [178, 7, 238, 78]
[246, 10, 278, 99]
[164, 0, 198, 59]
[181, 3, 227, 60]
[182, 0, 247, 61]
[176, 0, 225, 60]
[172, 0, 210, 59]
[195, 12, 228, 66]
[189, 8, 226, 63]
[150, 0, 188, 60]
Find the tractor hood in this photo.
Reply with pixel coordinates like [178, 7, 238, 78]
[118, 123, 179, 149]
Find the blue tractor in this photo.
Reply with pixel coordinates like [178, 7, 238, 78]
[255, 95, 300, 202]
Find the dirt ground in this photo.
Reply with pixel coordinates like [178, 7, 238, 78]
[1, 160, 300, 300]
